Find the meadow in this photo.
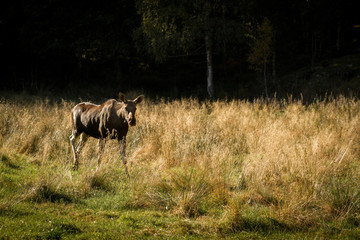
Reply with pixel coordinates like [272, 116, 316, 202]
[1, 93, 360, 239]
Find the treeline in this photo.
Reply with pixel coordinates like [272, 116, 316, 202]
[1, 0, 359, 98]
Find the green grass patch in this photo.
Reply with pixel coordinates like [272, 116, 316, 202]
[1, 96, 360, 239]
[1, 151, 358, 239]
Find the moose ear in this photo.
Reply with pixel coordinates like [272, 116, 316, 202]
[134, 95, 144, 104]
[119, 92, 127, 103]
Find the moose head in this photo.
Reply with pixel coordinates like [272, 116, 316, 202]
[119, 92, 144, 126]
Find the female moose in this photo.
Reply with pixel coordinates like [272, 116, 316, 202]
[69, 93, 144, 178]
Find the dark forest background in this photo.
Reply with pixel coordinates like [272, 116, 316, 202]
[1, 0, 360, 100]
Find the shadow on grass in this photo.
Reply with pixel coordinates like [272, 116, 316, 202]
[0, 153, 20, 169]
[26, 184, 74, 204]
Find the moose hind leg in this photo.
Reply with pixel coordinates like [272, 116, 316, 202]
[96, 139, 105, 171]
[69, 131, 79, 169]
[119, 138, 130, 179]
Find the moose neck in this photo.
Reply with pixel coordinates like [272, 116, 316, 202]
[116, 103, 128, 124]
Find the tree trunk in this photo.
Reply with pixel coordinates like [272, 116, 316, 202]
[204, 3, 214, 98]
[272, 52, 276, 85]
[264, 60, 269, 101]
[205, 33, 214, 98]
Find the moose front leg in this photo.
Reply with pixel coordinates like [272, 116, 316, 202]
[69, 131, 80, 170]
[119, 137, 130, 179]
[69, 130, 86, 170]
[70, 132, 88, 170]
[96, 138, 105, 171]
[75, 133, 88, 155]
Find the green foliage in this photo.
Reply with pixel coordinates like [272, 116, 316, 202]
[135, 0, 246, 62]
[248, 17, 274, 70]
[135, 0, 200, 62]
[2, 0, 359, 98]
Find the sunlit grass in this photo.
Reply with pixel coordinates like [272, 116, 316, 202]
[1, 93, 360, 238]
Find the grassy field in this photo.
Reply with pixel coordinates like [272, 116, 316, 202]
[1, 93, 360, 239]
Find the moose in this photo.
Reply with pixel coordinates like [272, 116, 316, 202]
[69, 93, 144, 177]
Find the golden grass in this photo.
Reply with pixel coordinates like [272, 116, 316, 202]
[1, 94, 360, 229]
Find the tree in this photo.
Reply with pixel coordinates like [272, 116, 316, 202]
[248, 17, 274, 100]
[135, 0, 246, 98]
[1, 0, 138, 90]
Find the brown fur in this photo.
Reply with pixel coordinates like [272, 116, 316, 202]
[69, 94, 144, 177]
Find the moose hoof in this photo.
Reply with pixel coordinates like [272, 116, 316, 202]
[73, 163, 79, 170]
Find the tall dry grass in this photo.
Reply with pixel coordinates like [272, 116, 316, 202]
[1, 94, 360, 229]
